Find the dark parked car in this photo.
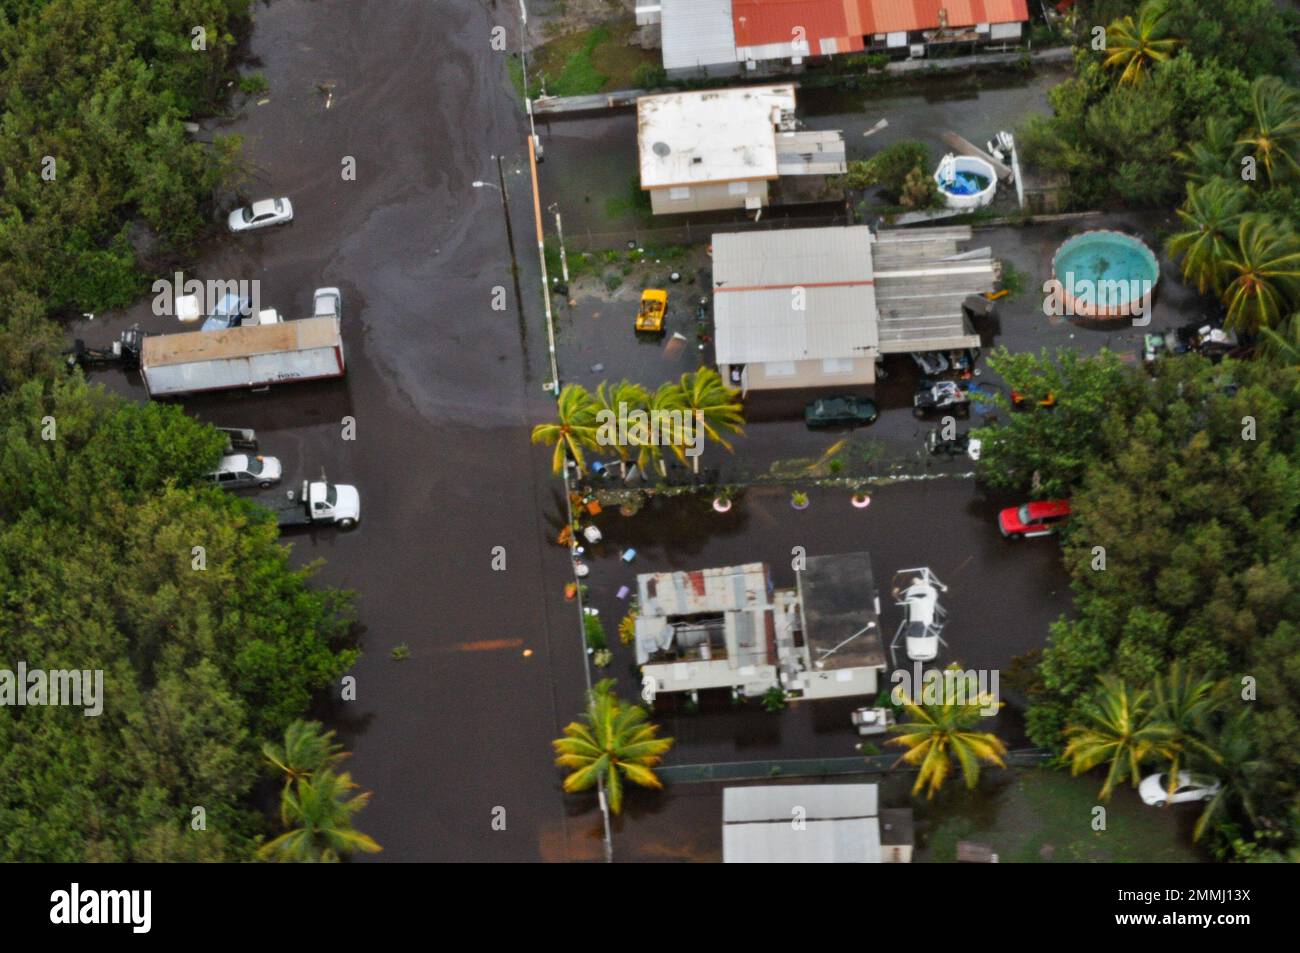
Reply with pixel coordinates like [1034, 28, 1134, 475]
[804, 396, 879, 428]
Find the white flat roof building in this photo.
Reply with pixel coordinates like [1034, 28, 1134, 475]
[637, 84, 796, 190]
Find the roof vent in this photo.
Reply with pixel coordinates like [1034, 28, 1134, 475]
[652, 141, 671, 157]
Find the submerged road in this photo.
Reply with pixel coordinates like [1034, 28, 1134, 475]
[72, 0, 597, 861]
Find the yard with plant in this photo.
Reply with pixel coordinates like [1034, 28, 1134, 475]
[524, 21, 660, 98]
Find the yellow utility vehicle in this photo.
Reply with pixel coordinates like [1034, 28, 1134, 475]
[635, 289, 667, 335]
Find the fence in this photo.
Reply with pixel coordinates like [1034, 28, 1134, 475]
[659, 748, 1053, 783]
[563, 212, 854, 255]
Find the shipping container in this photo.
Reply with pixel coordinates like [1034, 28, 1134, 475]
[139, 317, 345, 397]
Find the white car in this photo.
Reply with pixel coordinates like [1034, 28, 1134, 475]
[208, 454, 283, 490]
[1139, 771, 1222, 807]
[228, 197, 294, 233]
[313, 287, 342, 320]
[892, 568, 948, 662]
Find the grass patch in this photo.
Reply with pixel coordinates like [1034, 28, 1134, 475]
[923, 768, 1202, 863]
[999, 260, 1026, 298]
[531, 21, 659, 97]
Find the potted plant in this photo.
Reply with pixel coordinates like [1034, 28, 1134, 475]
[851, 491, 871, 509]
[790, 490, 810, 511]
[712, 486, 735, 513]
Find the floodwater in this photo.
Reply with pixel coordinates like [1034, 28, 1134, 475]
[69, 0, 600, 862]
[535, 65, 1067, 237]
[59, 7, 1205, 862]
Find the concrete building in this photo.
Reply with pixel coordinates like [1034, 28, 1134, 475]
[722, 783, 914, 863]
[712, 224, 994, 393]
[661, 0, 1031, 77]
[635, 552, 885, 701]
[636, 85, 844, 215]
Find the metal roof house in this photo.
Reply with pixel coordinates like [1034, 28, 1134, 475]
[723, 784, 913, 863]
[636, 552, 885, 701]
[636, 85, 845, 215]
[661, 0, 1030, 77]
[712, 224, 994, 393]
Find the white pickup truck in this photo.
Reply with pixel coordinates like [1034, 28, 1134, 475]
[258, 479, 360, 529]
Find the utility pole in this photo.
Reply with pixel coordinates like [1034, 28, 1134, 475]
[548, 203, 569, 285]
[527, 136, 559, 394]
[518, 0, 541, 160]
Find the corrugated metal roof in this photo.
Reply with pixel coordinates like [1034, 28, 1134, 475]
[724, 818, 882, 862]
[731, 0, 1028, 48]
[661, 0, 739, 71]
[712, 226, 878, 364]
[724, 783, 880, 822]
[774, 129, 847, 175]
[723, 784, 882, 863]
[732, 0, 858, 54]
[858, 0, 1029, 33]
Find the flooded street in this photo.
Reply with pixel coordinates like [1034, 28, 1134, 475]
[70, 0, 598, 861]
[59, 6, 1207, 863]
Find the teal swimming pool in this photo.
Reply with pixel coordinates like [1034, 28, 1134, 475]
[1051, 230, 1159, 318]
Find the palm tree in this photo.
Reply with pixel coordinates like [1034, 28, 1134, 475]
[1220, 215, 1300, 333]
[1165, 178, 1249, 295]
[886, 696, 1007, 799]
[674, 367, 746, 474]
[1174, 116, 1241, 186]
[1063, 675, 1164, 800]
[592, 379, 649, 478]
[1259, 312, 1300, 368]
[258, 769, 382, 862]
[531, 383, 599, 476]
[1148, 663, 1224, 798]
[1192, 709, 1264, 842]
[1235, 76, 1300, 187]
[261, 719, 347, 790]
[635, 381, 687, 479]
[552, 678, 673, 815]
[1102, 1, 1180, 86]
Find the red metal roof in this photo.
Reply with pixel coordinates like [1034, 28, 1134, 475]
[732, 0, 1029, 46]
[732, 0, 861, 53]
[856, 0, 1029, 33]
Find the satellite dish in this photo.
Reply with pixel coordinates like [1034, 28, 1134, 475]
[652, 141, 671, 157]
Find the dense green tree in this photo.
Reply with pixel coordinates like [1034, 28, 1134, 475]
[972, 347, 1145, 498]
[1019, 355, 1299, 853]
[0, 376, 358, 861]
[0, 0, 251, 325]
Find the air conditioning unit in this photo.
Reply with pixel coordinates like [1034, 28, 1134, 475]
[909, 43, 926, 58]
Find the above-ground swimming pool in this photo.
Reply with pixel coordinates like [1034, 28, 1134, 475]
[1051, 230, 1159, 319]
[934, 154, 997, 210]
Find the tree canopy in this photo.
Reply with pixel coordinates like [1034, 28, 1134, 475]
[0, 376, 358, 861]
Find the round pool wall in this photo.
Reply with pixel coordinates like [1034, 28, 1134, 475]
[1051, 230, 1159, 319]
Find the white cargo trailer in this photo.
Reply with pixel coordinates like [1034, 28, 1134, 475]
[139, 317, 345, 397]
